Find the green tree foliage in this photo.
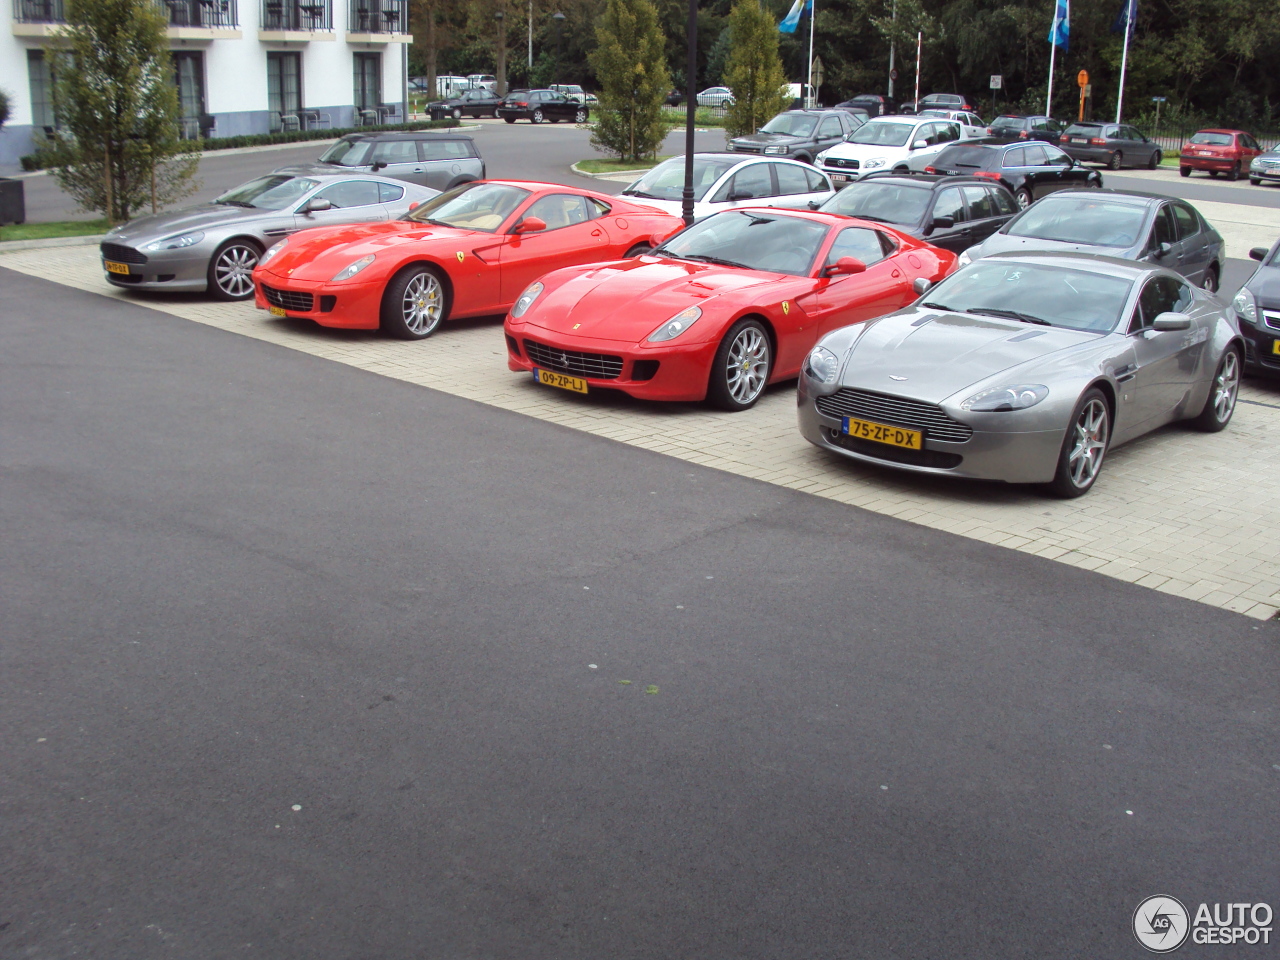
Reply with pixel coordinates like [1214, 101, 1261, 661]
[589, 0, 672, 162]
[723, 0, 790, 137]
[0, 89, 11, 130]
[48, 0, 198, 224]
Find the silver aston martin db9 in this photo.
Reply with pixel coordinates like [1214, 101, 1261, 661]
[798, 252, 1243, 497]
[99, 173, 439, 300]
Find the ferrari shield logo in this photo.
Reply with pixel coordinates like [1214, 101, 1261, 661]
[781, 301, 790, 314]
[456, 251, 465, 262]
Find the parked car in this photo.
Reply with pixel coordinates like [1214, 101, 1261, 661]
[818, 172, 1019, 253]
[426, 87, 503, 120]
[916, 108, 987, 140]
[1249, 148, 1280, 186]
[696, 87, 736, 108]
[99, 173, 438, 301]
[665, 89, 685, 106]
[275, 132, 485, 192]
[496, 89, 588, 123]
[928, 140, 1102, 208]
[619, 153, 834, 219]
[838, 94, 893, 117]
[1232, 240, 1280, 375]
[251, 181, 682, 339]
[549, 83, 597, 105]
[727, 109, 861, 164]
[986, 114, 1067, 144]
[816, 116, 965, 184]
[957, 190, 1225, 293]
[1058, 122, 1162, 170]
[505, 208, 953, 410]
[1179, 129, 1263, 180]
[799, 253, 1242, 496]
[901, 93, 976, 115]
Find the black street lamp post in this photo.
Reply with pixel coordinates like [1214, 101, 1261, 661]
[552, 11, 565, 79]
[681, 0, 697, 225]
[495, 9, 507, 97]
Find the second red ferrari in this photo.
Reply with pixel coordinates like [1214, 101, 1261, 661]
[251, 181, 684, 338]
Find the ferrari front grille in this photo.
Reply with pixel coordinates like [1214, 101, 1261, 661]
[523, 339, 624, 380]
[261, 284, 315, 312]
[815, 388, 973, 442]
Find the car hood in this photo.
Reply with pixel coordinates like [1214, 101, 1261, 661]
[731, 132, 806, 146]
[974, 232, 1139, 260]
[525, 258, 784, 343]
[824, 141, 908, 159]
[273, 162, 366, 177]
[264, 220, 481, 280]
[839, 309, 1105, 403]
[103, 202, 271, 243]
[1247, 266, 1280, 309]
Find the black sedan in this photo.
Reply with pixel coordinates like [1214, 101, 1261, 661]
[1058, 122, 1162, 170]
[496, 89, 588, 124]
[427, 87, 503, 120]
[837, 94, 892, 117]
[928, 140, 1102, 209]
[986, 114, 1067, 144]
[816, 172, 1018, 253]
[727, 109, 860, 164]
[1233, 240, 1280, 376]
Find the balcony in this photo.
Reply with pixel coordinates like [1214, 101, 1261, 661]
[12, 0, 239, 37]
[346, 0, 408, 42]
[11, 0, 64, 34]
[259, 0, 334, 39]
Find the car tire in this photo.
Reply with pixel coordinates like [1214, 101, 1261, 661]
[707, 318, 771, 411]
[381, 263, 449, 340]
[1014, 187, 1033, 209]
[1228, 162, 1241, 181]
[1209, 170, 1219, 178]
[452, 108, 462, 120]
[1148, 150, 1161, 169]
[1109, 150, 1123, 170]
[794, 154, 811, 165]
[1046, 388, 1111, 498]
[624, 243, 652, 257]
[1202, 264, 1219, 294]
[1189, 347, 1240, 432]
[531, 108, 544, 124]
[1251, 176, 1262, 185]
[1180, 166, 1191, 177]
[575, 108, 587, 123]
[503, 116, 516, 124]
[207, 238, 262, 301]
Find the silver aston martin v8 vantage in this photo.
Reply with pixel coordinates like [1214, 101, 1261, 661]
[99, 173, 439, 300]
[798, 252, 1244, 497]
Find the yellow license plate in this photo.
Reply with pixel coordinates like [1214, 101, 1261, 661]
[104, 261, 130, 275]
[268, 305, 286, 317]
[843, 416, 922, 449]
[1272, 340, 1280, 355]
[534, 368, 587, 394]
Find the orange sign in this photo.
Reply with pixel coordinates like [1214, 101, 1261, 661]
[1077, 70, 1089, 88]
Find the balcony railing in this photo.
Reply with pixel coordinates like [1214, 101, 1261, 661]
[162, 0, 238, 28]
[261, 0, 331, 31]
[12, 0, 64, 23]
[347, 0, 403, 33]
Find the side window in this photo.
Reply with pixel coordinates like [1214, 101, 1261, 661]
[773, 163, 811, 196]
[1244, 135, 1261, 151]
[804, 167, 829, 192]
[931, 188, 967, 223]
[989, 186, 1019, 216]
[1022, 144, 1049, 165]
[728, 163, 773, 199]
[422, 139, 472, 161]
[1150, 205, 1176, 247]
[826, 226, 888, 266]
[1043, 145, 1071, 165]
[377, 181, 405, 202]
[1132, 276, 1187, 332]
[916, 123, 937, 145]
[938, 123, 960, 144]
[1171, 203, 1199, 240]
[1002, 146, 1027, 168]
[521, 193, 590, 230]
[312, 179, 381, 208]
[818, 116, 843, 138]
[371, 140, 420, 164]
[586, 197, 611, 219]
[961, 185, 997, 220]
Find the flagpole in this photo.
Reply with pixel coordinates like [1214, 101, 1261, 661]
[806, 0, 816, 108]
[1046, 38, 1056, 116]
[1115, 11, 1132, 122]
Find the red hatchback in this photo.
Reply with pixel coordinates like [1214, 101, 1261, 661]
[1180, 129, 1263, 180]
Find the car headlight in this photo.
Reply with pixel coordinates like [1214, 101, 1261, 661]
[142, 231, 204, 252]
[764, 145, 787, 155]
[957, 249, 973, 266]
[259, 239, 287, 265]
[330, 254, 375, 282]
[647, 305, 702, 342]
[804, 346, 840, 383]
[511, 281, 543, 318]
[1232, 288, 1258, 324]
[863, 158, 886, 169]
[1251, 158, 1264, 169]
[961, 384, 1049, 412]
[815, 150, 830, 163]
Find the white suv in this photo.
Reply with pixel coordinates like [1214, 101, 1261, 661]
[816, 116, 965, 185]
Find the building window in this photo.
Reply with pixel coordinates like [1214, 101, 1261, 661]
[27, 50, 57, 133]
[353, 52, 381, 117]
[267, 51, 303, 131]
[172, 52, 207, 139]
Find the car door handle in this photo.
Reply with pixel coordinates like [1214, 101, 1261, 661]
[412, 167, 423, 172]
[591, 229, 603, 237]
[1114, 363, 1137, 382]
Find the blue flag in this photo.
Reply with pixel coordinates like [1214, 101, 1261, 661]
[1111, 0, 1137, 33]
[1048, 0, 1069, 50]
[779, 0, 812, 34]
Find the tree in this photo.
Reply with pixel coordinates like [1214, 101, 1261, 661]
[722, 0, 789, 137]
[589, 0, 672, 162]
[0, 89, 10, 131]
[49, 0, 198, 224]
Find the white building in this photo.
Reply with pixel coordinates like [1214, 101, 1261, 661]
[0, 0, 411, 167]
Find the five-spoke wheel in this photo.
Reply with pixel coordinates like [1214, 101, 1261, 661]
[1049, 389, 1110, 497]
[381, 264, 449, 339]
[1191, 347, 1240, 432]
[708, 319, 771, 411]
[208, 239, 261, 301]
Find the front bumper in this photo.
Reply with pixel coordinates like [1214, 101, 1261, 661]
[796, 376, 1065, 484]
[252, 269, 383, 330]
[1238, 316, 1280, 374]
[101, 250, 209, 292]
[1249, 164, 1280, 182]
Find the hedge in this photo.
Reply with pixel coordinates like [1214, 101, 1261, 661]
[19, 118, 461, 172]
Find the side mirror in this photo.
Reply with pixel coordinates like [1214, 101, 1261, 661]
[728, 191, 753, 201]
[407, 201, 420, 211]
[651, 225, 683, 247]
[911, 139, 928, 150]
[929, 215, 955, 231]
[1152, 311, 1192, 331]
[912, 276, 933, 295]
[303, 197, 332, 214]
[1250, 246, 1268, 261]
[370, 161, 387, 172]
[513, 216, 547, 234]
[822, 256, 866, 277]
[807, 200, 821, 210]
[1152, 241, 1172, 259]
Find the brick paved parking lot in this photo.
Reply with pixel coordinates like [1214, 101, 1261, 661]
[5, 243, 1279, 619]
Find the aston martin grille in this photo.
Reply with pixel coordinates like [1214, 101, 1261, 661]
[261, 285, 314, 312]
[523, 339, 624, 380]
[815, 388, 973, 442]
[100, 242, 148, 264]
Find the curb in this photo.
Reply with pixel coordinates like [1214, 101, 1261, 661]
[0, 234, 104, 254]
[570, 160, 652, 181]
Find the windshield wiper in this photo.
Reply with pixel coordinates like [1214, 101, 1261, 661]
[966, 307, 1051, 326]
[677, 253, 747, 268]
[849, 214, 893, 223]
[216, 199, 255, 208]
[922, 301, 954, 311]
[622, 189, 663, 199]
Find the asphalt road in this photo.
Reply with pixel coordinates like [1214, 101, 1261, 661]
[3, 269, 1278, 958]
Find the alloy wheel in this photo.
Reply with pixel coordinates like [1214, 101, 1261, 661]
[214, 244, 258, 298]
[1015, 188, 1032, 209]
[724, 325, 769, 405]
[532, 109, 544, 123]
[1067, 397, 1109, 489]
[1211, 350, 1240, 422]
[575, 108, 587, 123]
[401, 271, 444, 336]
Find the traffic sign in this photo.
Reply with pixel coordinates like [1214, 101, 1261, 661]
[890, 68, 898, 81]
[810, 56, 824, 89]
[990, 75, 1003, 89]
[1077, 70, 1089, 88]
[1151, 96, 1167, 102]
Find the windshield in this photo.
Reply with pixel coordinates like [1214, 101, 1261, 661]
[925, 260, 1133, 332]
[656, 210, 829, 276]
[934, 145, 997, 169]
[622, 157, 739, 201]
[1188, 132, 1233, 146]
[404, 182, 531, 232]
[760, 114, 819, 137]
[1065, 124, 1104, 137]
[1005, 196, 1148, 247]
[990, 116, 1028, 130]
[819, 180, 930, 225]
[215, 175, 319, 210]
[846, 121, 915, 147]
[318, 139, 374, 166]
